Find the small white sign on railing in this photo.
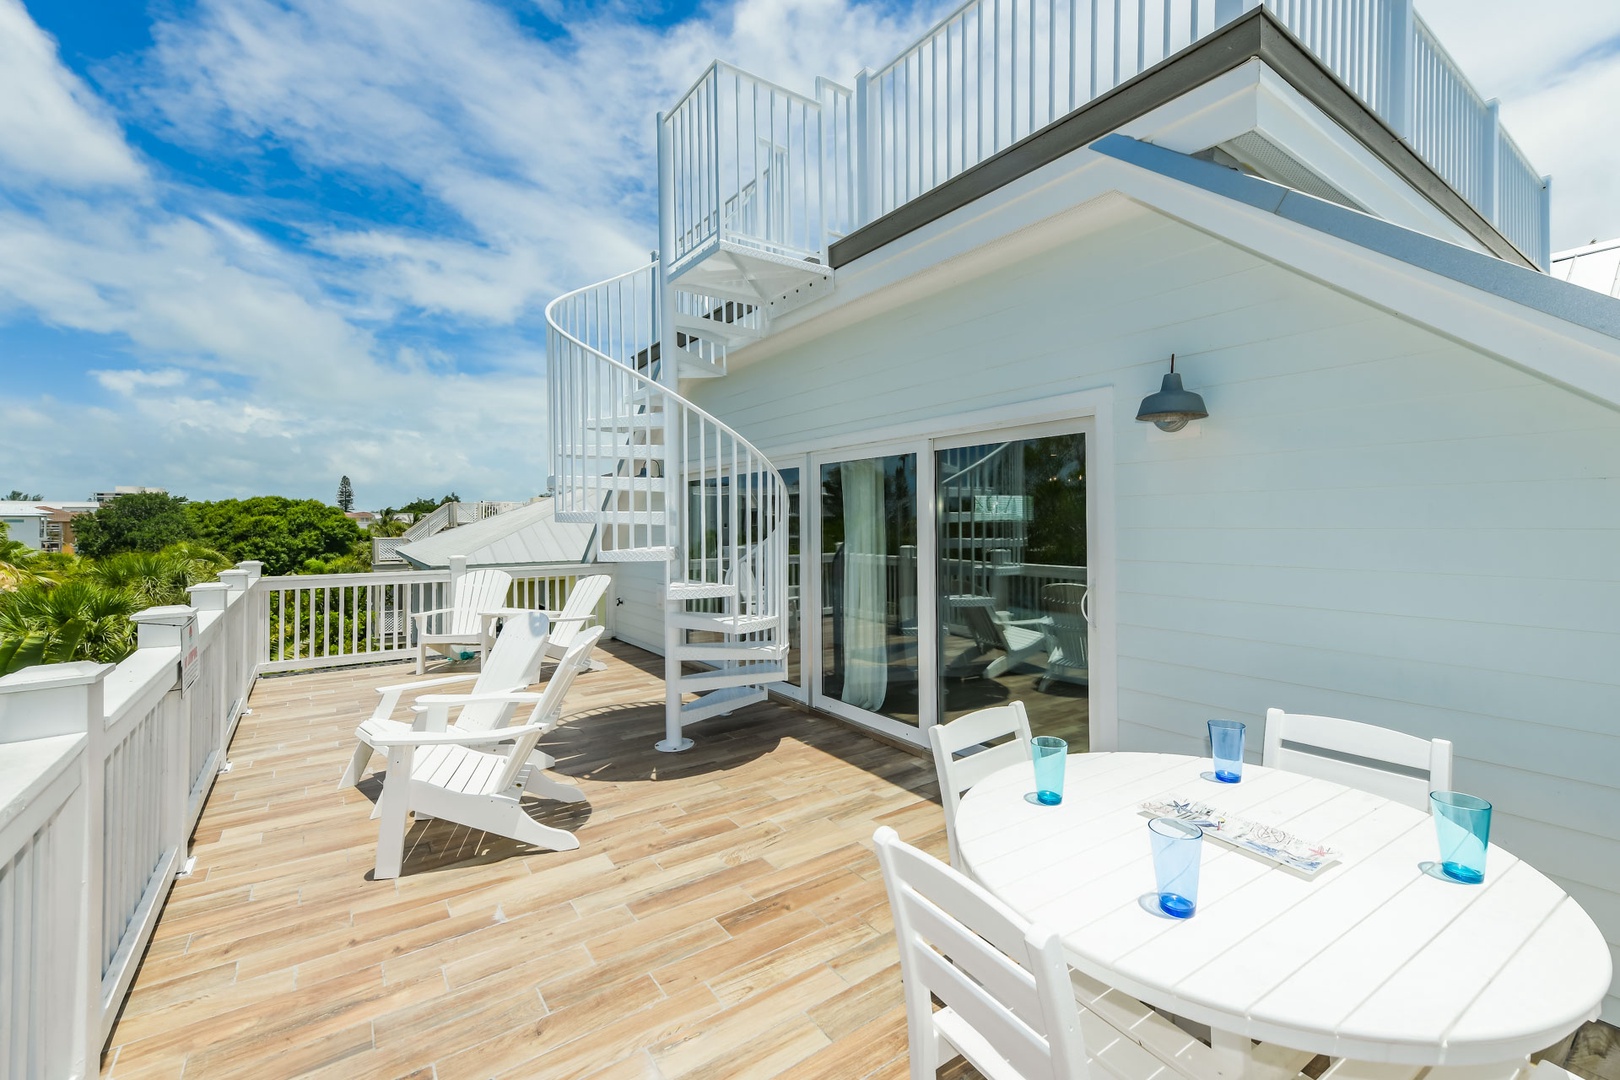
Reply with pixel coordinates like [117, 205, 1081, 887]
[180, 614, 201, 691]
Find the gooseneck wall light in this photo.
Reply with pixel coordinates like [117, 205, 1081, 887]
[1135, 355, 1208, 432]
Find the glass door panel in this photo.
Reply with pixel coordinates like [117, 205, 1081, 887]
[779, 465, 803, 690]
[819, 453, 919, 726]
[936, 433, 1088, 746]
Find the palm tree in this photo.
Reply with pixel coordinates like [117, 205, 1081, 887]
[0, 579, 140, 674]
[87, 544, 230, 607]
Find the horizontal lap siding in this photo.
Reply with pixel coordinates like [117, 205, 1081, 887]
[610, 562, 666, 655]
[685, 208, 1620, 1019]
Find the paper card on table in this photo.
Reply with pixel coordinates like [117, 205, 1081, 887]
[1140, 795, 1341, 875]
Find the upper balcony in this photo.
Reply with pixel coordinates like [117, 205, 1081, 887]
[658, 0, 1551, 321]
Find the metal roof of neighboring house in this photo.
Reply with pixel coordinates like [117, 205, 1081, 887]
[1552, 239, 1620, 299]
[1090, 134, 1620, 344]
[0, 502, 53, 517]
[394, 498, 595, 569]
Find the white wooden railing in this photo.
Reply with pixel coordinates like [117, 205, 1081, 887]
[668, 0, 1550, 272]
[0, 558, 608, 1076]
[663, 63, 841, 272]
[0, 561, 264, 1079]
[257, 558, 610, 674]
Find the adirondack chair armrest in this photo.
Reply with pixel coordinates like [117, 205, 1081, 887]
[371, 672, 481, 718]
[411, 606, 460, 631]
[410, 691, 543, 708]
[364, 721, 544, 749]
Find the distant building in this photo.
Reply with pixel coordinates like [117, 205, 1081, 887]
[93, 486, 167, 506]
[1552, 238, 1620, 298]
[346, 510, 378, 530]
[0, 500, 97, 552]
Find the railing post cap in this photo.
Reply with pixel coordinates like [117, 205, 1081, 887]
[131, 605, 197, 626]
[189, 582, 232, 609]
[0, 661, 114, 692]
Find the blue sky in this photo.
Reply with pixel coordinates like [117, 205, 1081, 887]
[2, 0, 1616, 507]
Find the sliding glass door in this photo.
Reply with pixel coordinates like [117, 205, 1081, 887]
[817, 452, 920, 729]
[936, 430, 1088, 748]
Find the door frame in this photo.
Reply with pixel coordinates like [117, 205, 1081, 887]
[771, 387, 1117, 751]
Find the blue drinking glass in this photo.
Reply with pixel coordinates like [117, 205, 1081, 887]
[1208, 719, 1245, 783]
[1431, 791, 1491, 884]
[1031, 736, 1068, 805]
[1149, 817, 1203, 918]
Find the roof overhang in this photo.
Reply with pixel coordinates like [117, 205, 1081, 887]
[735, 132, 1620, 413]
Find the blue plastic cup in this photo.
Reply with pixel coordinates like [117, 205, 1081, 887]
[1149, 817, 1203, 918]
[1431, 791, 1491, 884]
[1208, 719, 1245, 783]
[1031, 736, 1068, 805]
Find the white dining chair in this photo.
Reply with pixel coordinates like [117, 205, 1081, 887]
[928, 701, 1034, 870]
[874, 824, 1092, 1080]
[1263, 707, 1453, 811]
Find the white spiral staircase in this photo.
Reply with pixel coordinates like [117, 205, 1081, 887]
[546, 264, 792, 751]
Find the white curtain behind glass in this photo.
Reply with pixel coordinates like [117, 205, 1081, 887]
[841, 459, 888, 711]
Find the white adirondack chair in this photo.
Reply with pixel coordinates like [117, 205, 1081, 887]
[1036, 582, 1089, 690]
[412, 567, 513, 673]
[538, 574, 611, 673]
[928, 701, 1033, 870]
[1263, 707, 1453, 811]
[942, 595, 1047, 680]
[363, 628, 605, 879]
[340, 609, 552, 788]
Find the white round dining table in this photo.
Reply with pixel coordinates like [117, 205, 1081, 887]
[954, 752, 1611, 1067]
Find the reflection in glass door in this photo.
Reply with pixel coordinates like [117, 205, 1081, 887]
[820, 454, 919, 726]
[936, 432, 1088, 746]
[779, 466, 802, 691]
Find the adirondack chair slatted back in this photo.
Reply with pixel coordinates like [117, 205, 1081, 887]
[929, 702, 1033, 869]
[445, 569, 513, 636]
[874, 827, 1088, 1080]
[492, 627, 606, 793]
[451, 612, 550, 732]
[550, 575, 610, 652]
[1263, 707, 1453, 812]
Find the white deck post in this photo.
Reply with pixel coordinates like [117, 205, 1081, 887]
[1385, 0, 1415, 138]
[1539, 174, 1552, 271]
[0, 660, 113, 1077]
[656, 107, 691, 753]
[854, 69, 875, 229]
[132, 604, 197, 876]
[1483, 100, 1501, 227]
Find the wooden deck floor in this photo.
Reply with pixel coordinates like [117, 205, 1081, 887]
[102, 641, 953, 1080]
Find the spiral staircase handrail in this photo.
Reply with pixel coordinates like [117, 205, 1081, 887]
[544, 263, 789, 492]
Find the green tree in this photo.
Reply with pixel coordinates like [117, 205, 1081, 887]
[337, 475, 354, 511]
[5, 490, 42, 501]
[0, 578, 140, 674]
[398, 493, 459, 517]
[188, 496, 365, 576]
[88, 544, 231, 608]
[73, 492, 196, 557]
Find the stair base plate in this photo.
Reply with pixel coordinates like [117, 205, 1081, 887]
[655, 737, 695, 753]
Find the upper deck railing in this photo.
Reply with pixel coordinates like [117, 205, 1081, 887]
[662, 0, 1550, 276]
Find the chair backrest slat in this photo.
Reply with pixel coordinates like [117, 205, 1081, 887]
[448, 569, 514, 635]
[874, 827, 1089, 1080]
[492, 626, 605, 792]
[550, 575, 611, 651]
[1263, 707, 1453, 811]
[929, 702, 1033, 869]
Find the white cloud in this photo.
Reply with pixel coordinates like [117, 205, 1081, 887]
[93, 368, 189, 395]
[0, 0, 144, 188]
[1413, 0, 1620, 250]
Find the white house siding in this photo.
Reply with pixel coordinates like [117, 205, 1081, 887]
[609, 561, 666, 656]
[683, 207, 1620, 1020]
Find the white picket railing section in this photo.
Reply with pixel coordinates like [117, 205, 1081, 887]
[257, 561, 610, 674]
[664, 63, 840, 273]
[0, 562, 264, 1080]
[666, 0, 1550, 274]
[548, 263, 791, 749]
